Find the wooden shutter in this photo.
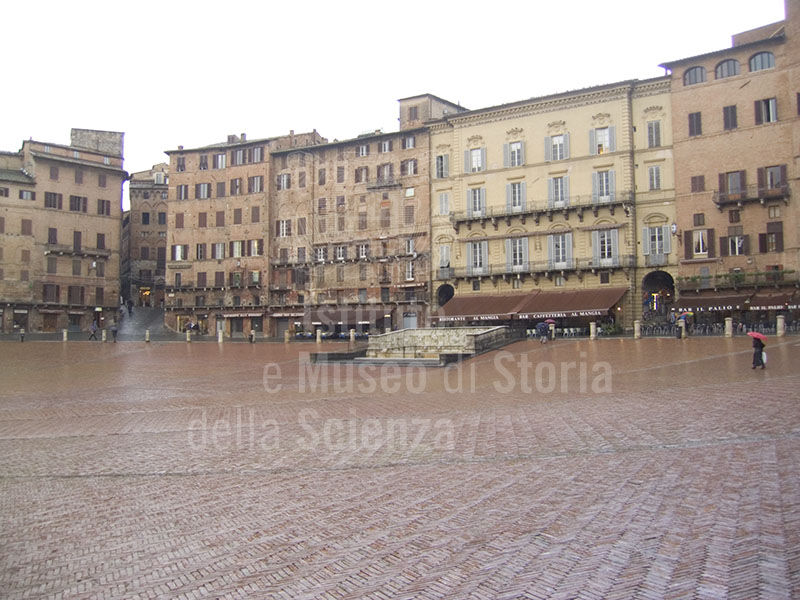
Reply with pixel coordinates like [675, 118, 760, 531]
[481, 241, 488, 268]
[759, 233, 767, 253]
[519, 142, 526, 165]
[442, 155, 449, 177]
[563, 177, 570, 206]
[464, 150, 470, 173]
[503, 144, 510, 168]
[506, 184, 512, 212]
[82, 197, 87, 213]
[719, 236, 729, 257]
[684, 231, 693, 259]
[707, 229, 716, 258]
[563, 133, 570, 159]
[591, 172, 599, 203]
[611, 229, 619, 262]
[609, 171, 616, 202]
[662, 226, 672, 255]
[757, 167, 765, 193]
[547, 235, 555, 266]
[544, 137, 552, 161]
[548, 178, 555, 208]
[505, 238, 512, 271]
[565, 233, 573, 266]
[479, 188, 486, 215]
[641, 227, 650, 255]
[520, 182, 527, 210]
[480, 148, 487, 171]
[780, 164, 787, 188]
[589, 129, 596, 155]
[592, 231, 600, 264]
[755, 100, 763, 125]
[609, 126, 617, 152]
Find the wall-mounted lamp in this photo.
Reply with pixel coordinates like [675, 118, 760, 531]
[670, 223, 678, 236]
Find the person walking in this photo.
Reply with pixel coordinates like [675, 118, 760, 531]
[752, 336, 766, 369]
[88, 321, 98, 341]
[111, 322, 118, 343]
[536, 322, 549, 344]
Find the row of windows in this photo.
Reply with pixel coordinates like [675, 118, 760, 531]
[140, 211, 167, 226]
[44, 228, 107, 250]
[689, 165, 787, 194]
[173, 206, 261, 228]
[683, 52, 775, 86]
[175, 177, 264, 200]
[174, 136, 418, 174]
[688, 98, 779, 136]
[275, 239, 418, 265]
[45, 256, 107, 277]
[41, 285, 108, 305]
[170, 240, 265, 262]
[441, 228, 625, 272]
[47, 166, 109, 188]
[275, 161, 420, 190]
[685, 222, 783, 258]
[171, 271, 262, 288]
[40, 192, 113, 216]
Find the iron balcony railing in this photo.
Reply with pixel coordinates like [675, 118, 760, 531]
[713, 183, 790, 207]
[449, 190, 634, 224]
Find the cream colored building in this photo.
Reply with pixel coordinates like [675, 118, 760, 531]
[426, 80, 676, 331]
[0, 129, 126, 333]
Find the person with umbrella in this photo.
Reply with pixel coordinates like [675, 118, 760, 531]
[748, 331, 766, 369]
[536, 321, 550, 344]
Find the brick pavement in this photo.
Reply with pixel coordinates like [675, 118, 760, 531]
[0, 337, 798, 599]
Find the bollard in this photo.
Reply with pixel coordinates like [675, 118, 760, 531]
[589, 321, 597, 340]
[634, 319, 641, 339]
[777, 314, 785, 337]
[145, 329, 150, 343]
[19, 328, 25, 342]
[549, 323, 555, 340]
[725, 317, 733, 338]
[186, 330, 191, 343]
[62, 329, 68, 342]
[217, 329, 224, 343]
[249, 330, 255, 343]
[679, 320, 687, 339]
[350, 328, 355, 343]
[102, 329, 107, 342]
[316, 329, 322, 344]
[284, 329, 290, 344]
[385, 327, 391, 334]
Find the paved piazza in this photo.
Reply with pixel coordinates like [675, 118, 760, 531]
[1, 336, 798, 599]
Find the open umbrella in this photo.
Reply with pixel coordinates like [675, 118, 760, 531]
[544, 319, 557, 324]
[747, 331, 767, 341]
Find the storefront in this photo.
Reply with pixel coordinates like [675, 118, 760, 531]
[430, 294, 527, 326]
[746, 292, 798, 326]
[218, 311, 267, 337]
[673, 293, 761, 327]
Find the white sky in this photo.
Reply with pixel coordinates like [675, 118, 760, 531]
[3, 0, 786, 188]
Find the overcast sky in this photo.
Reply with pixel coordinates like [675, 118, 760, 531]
[3, 0, 786, 187]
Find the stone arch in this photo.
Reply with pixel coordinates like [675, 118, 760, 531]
[641, 270, 675, 319]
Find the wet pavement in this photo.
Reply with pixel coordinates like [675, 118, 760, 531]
[1, 336, 798, 599]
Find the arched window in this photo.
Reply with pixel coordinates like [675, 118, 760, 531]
[749, 51, 775, 72]
[715, 59, 740, 79]
[683, 66, 706, 86]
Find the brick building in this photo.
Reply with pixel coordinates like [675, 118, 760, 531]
[427, 79, 677, 332]
[124, 163, 169, 307]
[268, 110, 434, 337]
[163, 131, 323, 336]
[0, 129, 126, 333]
[661, 0, 800, 325]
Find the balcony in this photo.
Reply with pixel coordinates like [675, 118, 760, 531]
[366, 177, 400, 190]
[712, 183, 790, 210]
[645, 254, 668, 267]
[45, 244, 112, 259]
[676, 269, 798, 291]
[449, 191, 633, 232]
[439, 255, 636, 280]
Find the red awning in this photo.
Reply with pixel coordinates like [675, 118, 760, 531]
[431, 293, 533, 322]
[747, 292, 795, 311]
[673, 294, 750, 312]
[515, 288, 628, 319]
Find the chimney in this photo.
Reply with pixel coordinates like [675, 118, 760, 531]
[241, 133, 246, 141]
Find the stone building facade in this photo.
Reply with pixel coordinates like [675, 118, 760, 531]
[163, 131, 323, 336]
[662, 0, 800, 324]
[268, 117, 433, 338]
[0, 129, 126, 333]
[124, 163, 169, 307]
[427, 80, 677, 331]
